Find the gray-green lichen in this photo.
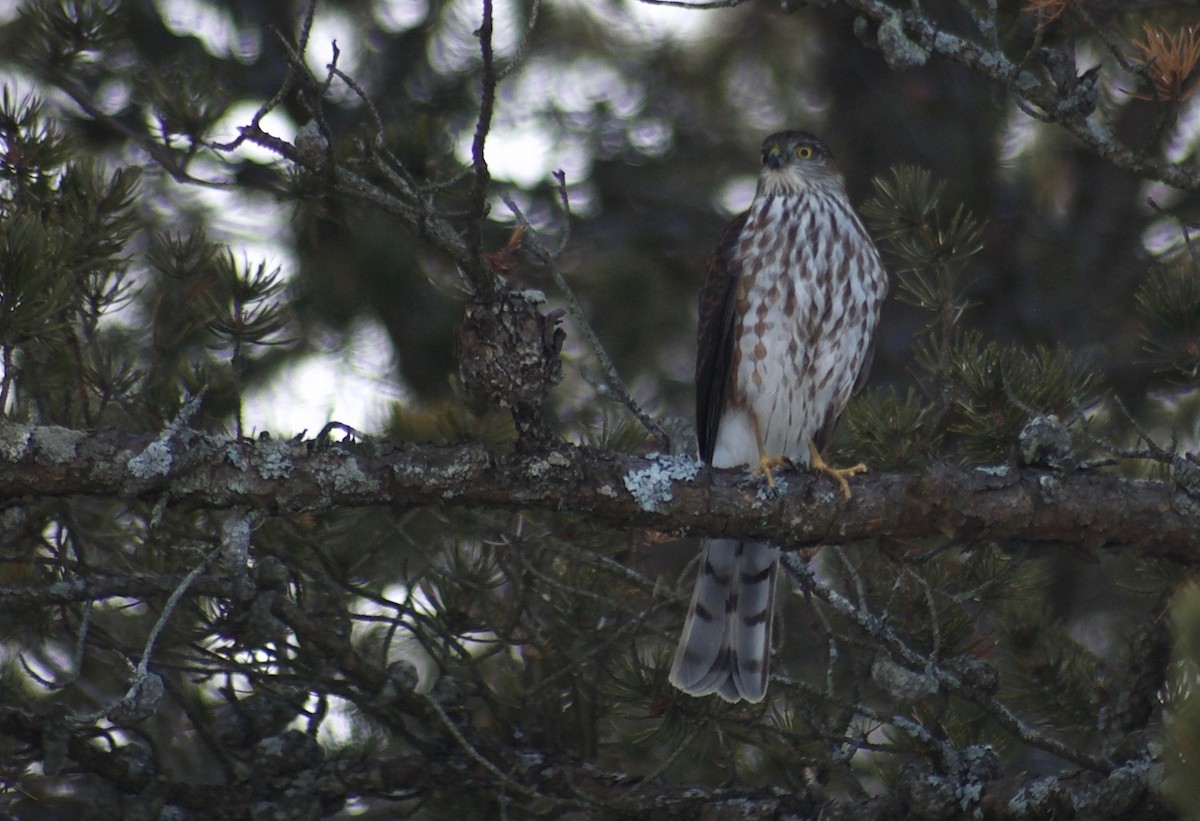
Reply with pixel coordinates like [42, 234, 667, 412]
[224, 444, 250, 472]
[1070, 754, 1154, 816]
[31, 426, 84, 464]
[525, 449, 571, 479]
[0, 422, 32, 462]
[221, 515, 251, 568]
[1007, 776, 1060, 816]
[253, 439, 294, 480]
[1018, 414, 1075, 470]
[877, 13, 930, 70]
[328, 455, 379, 495]
[756, 474, 787, 501]
[390, 447, 482, 494]
[622, 454, 700, 512]
[128, 397, 203, 479]
[128, 438, 175, 478]
[956, 745, 997, 816]
[871, 654, 939, 704]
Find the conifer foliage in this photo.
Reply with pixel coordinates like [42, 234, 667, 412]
[1, 1, 1200, 819]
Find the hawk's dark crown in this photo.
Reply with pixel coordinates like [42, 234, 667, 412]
[761, 131, 835, 170]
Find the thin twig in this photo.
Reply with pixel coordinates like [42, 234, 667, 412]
[501, 190, 670, 450]
[211, 0, 319, 153]
[498, 0, 542, 80]
[422, 693, 539, 799]
[636, 0, 747, 7]
[236, 123, 471, 265]
[780, 551, 1112, 772]
[639, 0, 1200, 192]
[71, 546, 221, 725]
[1105, 393, 1200, 495]
[50, 74, 221, 186]
[325, 62, 422, 201]
[466, 0, 501, 295]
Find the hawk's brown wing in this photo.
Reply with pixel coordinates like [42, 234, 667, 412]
[695, 211, 748, 465]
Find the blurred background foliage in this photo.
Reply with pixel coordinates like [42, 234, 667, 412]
[2, 0, 1200, 817]
[5, 0, 1195, 427]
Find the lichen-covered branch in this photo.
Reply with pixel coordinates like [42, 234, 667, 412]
[0, 422, 1195, 559]
[641, 0, 1200, 193]
[0, 701, 1166, 819]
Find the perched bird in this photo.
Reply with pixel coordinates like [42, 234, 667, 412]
[669, 131, 888, 703]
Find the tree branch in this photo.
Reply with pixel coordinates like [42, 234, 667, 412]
[0, 702, 1166, 819]
[0, 423, 1195, 558]
[641, 0, 1200, 193]
[466, 0, 500, 294]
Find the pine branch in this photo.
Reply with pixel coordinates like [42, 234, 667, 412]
[0, 423, 1196, 559]
[0, 702, 1168, 819]
[638, 0, 1200, 193]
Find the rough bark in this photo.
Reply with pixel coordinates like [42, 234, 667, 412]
[0, 422, 1195, 559]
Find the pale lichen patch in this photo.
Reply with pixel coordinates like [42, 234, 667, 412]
[877, 12, 930, 69]
[253, 439, 294, 480]
[871, 654, 938, 704]
[220, 515, 251, 568]
[128, 438, 175, 478]
[1007, 776, 1059, 815]
[128, 394, 203, 479]
[391, 453, 476, 487]
[525, 457, 552, 479]
[622, 454, 700, 512]
[525, 448, 573, 479]
[755, 475, 788, 501]
[0, 422, 32, 462]
[222, 472, 254, 496]
[328, 456, 379, 495]
[31, 427, 84, 464]
[224, 444, 250, 471]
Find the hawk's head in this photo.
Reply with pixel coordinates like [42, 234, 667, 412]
[757, 131, 843, 196]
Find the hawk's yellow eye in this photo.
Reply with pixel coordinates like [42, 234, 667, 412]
[796, 145, 814, 159]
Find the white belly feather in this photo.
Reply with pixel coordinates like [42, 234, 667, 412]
[710, 191, 884, 471]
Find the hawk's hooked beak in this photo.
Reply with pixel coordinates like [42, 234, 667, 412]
[765, 148, 787, 171]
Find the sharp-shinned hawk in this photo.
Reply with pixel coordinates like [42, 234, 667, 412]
[669, 131, 888, 703]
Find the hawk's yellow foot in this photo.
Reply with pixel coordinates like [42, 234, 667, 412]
[752, 454, 789, 488]
[749, 414, 789, 487]
[807, 440, 866, 499]
[672, 132, 888, 703]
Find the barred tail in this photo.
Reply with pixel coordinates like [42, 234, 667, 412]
[669, 539, 779, 703]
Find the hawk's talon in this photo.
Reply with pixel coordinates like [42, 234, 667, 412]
[808, 441, 866, 500]
[752, 454, 789, 487]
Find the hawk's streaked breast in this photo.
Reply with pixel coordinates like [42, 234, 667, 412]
[710, 174, 886, 471]
[673, 131, 887, 703]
